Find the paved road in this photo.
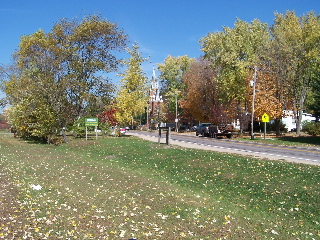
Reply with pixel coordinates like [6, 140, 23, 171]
[128, 130, 320, 166]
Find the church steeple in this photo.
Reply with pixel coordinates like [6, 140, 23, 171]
[148, 66, 163, 128]
[150, 66, 162, 102]
[152, 67, 158, 89]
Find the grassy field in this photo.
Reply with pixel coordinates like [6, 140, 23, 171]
[0, 133, 319, 239]
[238, 135, 320, 147]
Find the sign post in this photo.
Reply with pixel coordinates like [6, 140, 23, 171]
[85, 118, 99, 140]
[261, 113, 270, 139]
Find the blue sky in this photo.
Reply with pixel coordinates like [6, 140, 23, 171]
[1, 0, 320, 80]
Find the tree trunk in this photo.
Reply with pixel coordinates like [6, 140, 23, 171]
[296, 92, 307, 135]
[131, 115, 134, 130]
[296, 109, 303, 135]
[62, 127, 69, 143]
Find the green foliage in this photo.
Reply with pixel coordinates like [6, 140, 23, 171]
[4, 15, 127, 143]
[200, 18, 270, 103]
[302, 121, 320, 136]
[265, 120, 287, 132]
[158, 55, 194, 119]
[158, 55, 194, 93]
[6, 97, 58, 141]
[71, 117, 86, 137]
[307, 68, 320, 118]
[270, 11, 320, 134]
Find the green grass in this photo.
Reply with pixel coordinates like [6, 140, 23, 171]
[238, 135, 320, 147]
[0, 133, 319, 239]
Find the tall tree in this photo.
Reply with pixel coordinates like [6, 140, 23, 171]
[200, 19, 270, 102]
[115, 43, 148, 127]
[0, 65, 9, 109]
[307, 66, 320, 121]
[4, 15, 127, 142]
[247, 67, 284, 121]
[181, 58, 218, 122]
[200, 18, 271, 131]
[270, 11, 320, 134]
[158, 55, 194, 121]
[158, 55, 194, 93]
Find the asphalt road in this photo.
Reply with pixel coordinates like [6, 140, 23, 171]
[128, 130, 320, 166]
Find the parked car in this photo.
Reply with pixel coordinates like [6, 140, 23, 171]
[190, 125, 198, 132]
[195, 123, 212, 137]
[110, 126, 126, 136]
[196, 123, 234, 138]
[120, 127, 126, 135]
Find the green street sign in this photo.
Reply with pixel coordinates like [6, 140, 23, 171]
[85, 118, 98, 126]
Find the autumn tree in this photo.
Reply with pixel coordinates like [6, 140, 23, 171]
[270, 11, 320, 134]
[97, 106, 118, 135]
[181, 58, 217, 122]
[4, 15, 127, 142]
[247, 67, 284, 120]
[158, 55, 194, 122]
[115, 43, 148, 127]
[200, 18, 274, 131]
[0, 113, 9, 129]
[201, 19, 270, 100]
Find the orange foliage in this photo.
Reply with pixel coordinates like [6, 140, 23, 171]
[181, 59, 238, 123]
[246, 67, 283, 120]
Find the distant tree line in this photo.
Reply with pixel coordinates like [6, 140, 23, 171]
[1, 11, 319, 142]
[158, 11, 320, 135]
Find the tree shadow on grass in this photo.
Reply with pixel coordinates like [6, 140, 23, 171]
[277, 136, 320, 146]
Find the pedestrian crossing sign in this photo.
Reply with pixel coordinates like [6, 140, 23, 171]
[262, 113, 270, 123]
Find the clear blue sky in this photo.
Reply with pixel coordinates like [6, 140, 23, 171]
[1, 0, 320, 79]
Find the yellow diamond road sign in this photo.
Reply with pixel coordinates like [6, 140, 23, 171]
[262, 113, 270, 123]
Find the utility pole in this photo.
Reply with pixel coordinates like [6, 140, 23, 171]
[251, 66, 257, 140]
[175, 91, 181, 132]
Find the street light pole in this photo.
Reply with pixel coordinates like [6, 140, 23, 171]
[251, 66, 257, 140]
[175, 91, 181, 132]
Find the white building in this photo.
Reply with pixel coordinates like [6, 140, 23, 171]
[282, 110, 316, 132]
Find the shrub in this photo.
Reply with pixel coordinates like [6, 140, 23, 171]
[302, 121, 320, 136]
[71, 117, 86, 137]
